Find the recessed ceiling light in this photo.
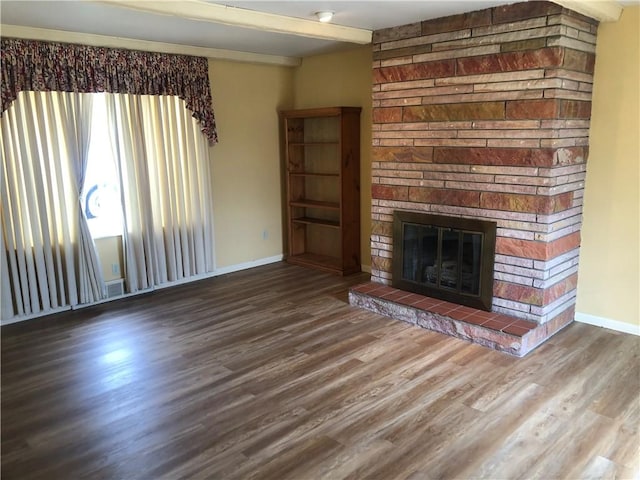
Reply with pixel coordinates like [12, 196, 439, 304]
[315, 11, 334, 23]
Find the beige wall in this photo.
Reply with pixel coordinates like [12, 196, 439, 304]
[95, 236, 123, 282]
[576, 6, 640, 327]
[208, 59, 294, 268]
[292, 46, 373, 270]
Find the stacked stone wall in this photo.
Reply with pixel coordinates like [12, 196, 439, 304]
[370, 1, 598, 324]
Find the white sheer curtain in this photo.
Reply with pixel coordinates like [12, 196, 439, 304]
[105, 94, 156, 293]
[62, 92, 107, 304]
[105, 93, 214, 293]
[1, 91, 105, 321]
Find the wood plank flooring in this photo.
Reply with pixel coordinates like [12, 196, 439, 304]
[2, 262, 639, 479]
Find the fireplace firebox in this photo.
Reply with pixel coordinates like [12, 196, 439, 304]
[392, 211, 497, 311]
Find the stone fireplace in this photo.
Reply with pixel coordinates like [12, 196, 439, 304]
[350, 1, 597, 356]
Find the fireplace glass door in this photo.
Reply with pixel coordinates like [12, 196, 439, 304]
[393, 211, 496, 311]
[402, 224, 482, 294]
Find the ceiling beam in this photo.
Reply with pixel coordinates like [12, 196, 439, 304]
[94, 0, 373, 44]
[552, 0, 623, 22]
[0, 24, 302, 67]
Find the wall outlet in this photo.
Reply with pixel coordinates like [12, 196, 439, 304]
[111, 263, 120, 275]
[262, 229, 268, 240]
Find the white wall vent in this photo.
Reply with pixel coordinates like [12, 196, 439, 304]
[105, 279, 125, 299]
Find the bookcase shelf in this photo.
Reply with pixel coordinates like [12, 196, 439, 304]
[290, 199, 340, 210]
[281, 107, 361, 275]
[292, 217, 340, 228]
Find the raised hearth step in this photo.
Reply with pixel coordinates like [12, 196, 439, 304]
[349, 282, 573, 357]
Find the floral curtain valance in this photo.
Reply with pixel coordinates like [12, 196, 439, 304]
[1, 38, 218, 144]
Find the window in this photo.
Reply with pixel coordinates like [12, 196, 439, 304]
[81, 94, 124, 239]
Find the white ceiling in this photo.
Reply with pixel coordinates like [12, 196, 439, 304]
[0, 0, 632, 63]
[0, 0, 518, 59]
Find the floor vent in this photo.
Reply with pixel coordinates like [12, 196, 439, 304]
[106, 279, 125, 299]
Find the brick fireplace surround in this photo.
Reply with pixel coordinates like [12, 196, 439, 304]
[349, 1, 597, 356]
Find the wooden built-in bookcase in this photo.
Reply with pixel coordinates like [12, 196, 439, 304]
[280, 107, 361, 275]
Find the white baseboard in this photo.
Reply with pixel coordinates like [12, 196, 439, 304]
[1, 305, 72, 326]
[153, 255, 284, 285]
[213, 255, 284, 276]
[575, 312, 640, 336]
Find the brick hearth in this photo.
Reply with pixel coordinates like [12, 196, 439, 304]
[349, 282, 574, 356]
[352, 1, 598, 354]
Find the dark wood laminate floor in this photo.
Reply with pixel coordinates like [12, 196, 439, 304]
[2, 262, 639, 479]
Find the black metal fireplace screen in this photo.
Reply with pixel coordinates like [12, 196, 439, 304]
[392, 211, 496, 311]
